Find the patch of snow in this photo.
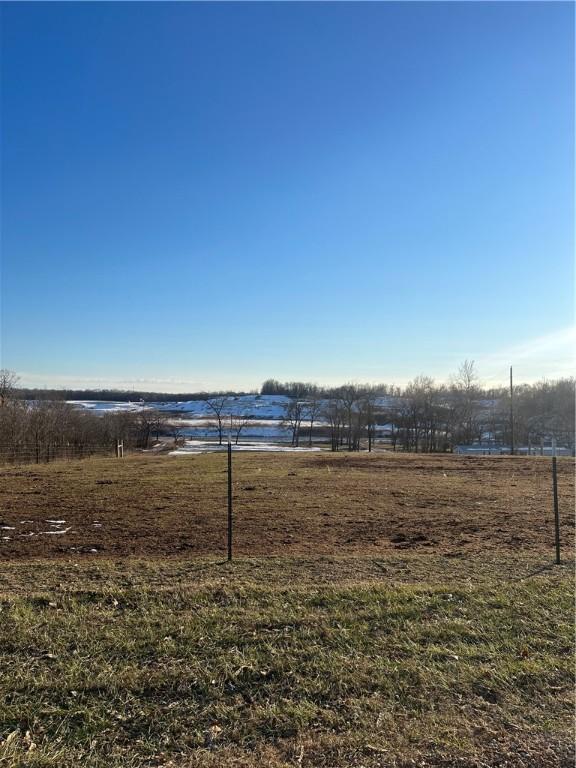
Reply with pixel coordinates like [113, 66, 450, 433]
[41, 527, 72, 535]
[67, 400, 143, 413]
[170, 440, 321, 455]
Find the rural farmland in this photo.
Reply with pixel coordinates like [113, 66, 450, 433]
[0, 451, 573, 767]
[2, 1, 574, 765]
[0, 452, 573, 560]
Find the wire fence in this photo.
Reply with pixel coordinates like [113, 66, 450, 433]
[0, 445, 571, 568]
[0, 443, 122, 466]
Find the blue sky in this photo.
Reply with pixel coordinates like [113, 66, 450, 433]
[1, 1, 573, 391]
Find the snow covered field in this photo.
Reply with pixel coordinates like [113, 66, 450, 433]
[69, 394, 292, 418]
[69, 395, 394, 443]
[68, 394, 399, 418]
[69, 395, 313, 442]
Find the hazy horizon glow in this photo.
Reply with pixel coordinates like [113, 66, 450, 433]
[13, 324, 575, 393]
[1, 3, 574, 390]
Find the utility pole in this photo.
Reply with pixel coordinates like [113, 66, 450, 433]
[509, 366, 515, 456]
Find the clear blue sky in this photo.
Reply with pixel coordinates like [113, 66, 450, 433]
[1, 1, 573, 391]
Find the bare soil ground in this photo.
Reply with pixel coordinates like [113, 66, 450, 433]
[0, 452, 573, 560]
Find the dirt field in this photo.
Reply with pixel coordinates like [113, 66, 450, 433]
[0, 451, 573, 560]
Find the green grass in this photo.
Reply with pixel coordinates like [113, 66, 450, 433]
[0, 557, 573, 767]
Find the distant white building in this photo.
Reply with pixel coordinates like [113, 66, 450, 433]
[454, 443, 572, 456]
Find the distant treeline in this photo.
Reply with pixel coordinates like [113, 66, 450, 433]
[0, 370, 185, 462]
[262, 372, 575, 452]
[2, 367, 574, 460]
[261, 379, 400, 398]
[14, 388, 255, 403]
[0, 401, 181, 464]
[262, 377, 500, 400]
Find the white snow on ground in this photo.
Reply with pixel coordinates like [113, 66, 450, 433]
[69, 394, 402, 418]
[41, 527, 72, 535]
[69, 395, 293, 418]
[170, 440, 321, 455]
[68, 394, 397, 446]
[180, 424, 298, 440]
[67, 401, 144, 413]
[155, 395, 291, 419]
[172, 417, 328, 428]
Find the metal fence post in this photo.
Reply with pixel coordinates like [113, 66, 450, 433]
[227, 438, 233, 561]
[552, 438, 561, 565]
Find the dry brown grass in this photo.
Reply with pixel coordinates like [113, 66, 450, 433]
[0, 555, 573, 768]
[0, 451, 573, 560]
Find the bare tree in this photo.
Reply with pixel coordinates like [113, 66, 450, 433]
[136, 409, 161, 449]
[403, 376, 439, 452]
[0, 369, 19, 407]
[450, 360, 481, 445]
[304, 391, 321, 447]
[230, 413, 251, 445]
[359, 389, 378, 452]
[150, 411, 168, 443]
[322, 396, 344, 452]
[204, 396, 230, 445]
[337, 384, 360, 450]
[169, 421, 184, 445]
[283, 398, 305, 446]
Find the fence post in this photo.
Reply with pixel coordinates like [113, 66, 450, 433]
[552, 438, 561, 565]
[227, 438, 233, 561]
[509, 366, 515, 455]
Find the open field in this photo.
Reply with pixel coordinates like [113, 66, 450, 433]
[0, 453, 573, 767]
[0, 557, 573, 768]
[0, 452, 573, 559]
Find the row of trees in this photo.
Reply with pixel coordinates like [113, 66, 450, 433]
[2, 366, 574, 460]
[261, 378, 402, 399]
[273, 364, 575, 452]
[14, 386, 254, 404]
[0, 371, 175, 462]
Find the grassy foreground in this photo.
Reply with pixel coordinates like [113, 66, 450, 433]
[0, 556, 573, 767]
